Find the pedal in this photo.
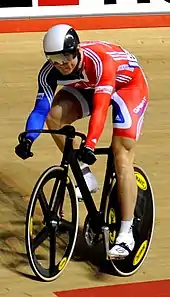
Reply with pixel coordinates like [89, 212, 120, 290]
[108, 255, 126, 261]
[102, 226, 110, 260]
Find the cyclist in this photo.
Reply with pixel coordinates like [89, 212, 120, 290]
[15, 24, 149, 259]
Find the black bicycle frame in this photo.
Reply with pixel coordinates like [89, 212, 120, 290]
[19, 125, 115, 232]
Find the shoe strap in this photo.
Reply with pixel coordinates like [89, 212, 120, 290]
[115, 242, 132, 254]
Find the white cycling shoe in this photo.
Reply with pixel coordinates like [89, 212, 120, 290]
[75, 165, 98, 200]
[108, 231, 135, 259]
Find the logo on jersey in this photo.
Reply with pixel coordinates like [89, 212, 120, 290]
[133, 97, 147, 116]
[113, 101, 125, 124]
[36, 93, 44, 100]
[95, 85, 113, 95]
[118, 64, 134, 72]
[91, 138, 97, 144]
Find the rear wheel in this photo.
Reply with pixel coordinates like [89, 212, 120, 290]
[25, 166, 79, 281]
[105, 164, 155, 276]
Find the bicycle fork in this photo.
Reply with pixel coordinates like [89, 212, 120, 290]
[102, 226, 110, 260]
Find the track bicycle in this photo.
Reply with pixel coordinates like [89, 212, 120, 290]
[18, 125, 155, 282]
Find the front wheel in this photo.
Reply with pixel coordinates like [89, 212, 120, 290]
[105, 164, 155, 276]
[25, 166, 79, 282]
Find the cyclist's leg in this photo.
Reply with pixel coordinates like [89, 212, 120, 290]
[109, 76, 149, 258]
[46, 86, 98, 197]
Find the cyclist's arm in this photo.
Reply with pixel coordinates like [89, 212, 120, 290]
[85, 57, 116, 149]
[25, 62, 57, 142]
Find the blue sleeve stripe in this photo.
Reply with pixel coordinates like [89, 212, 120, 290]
[25, 96, 51, 141]
[39, 62, 54, 106]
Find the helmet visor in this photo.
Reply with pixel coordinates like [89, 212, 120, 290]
[46, 52, 75, 65]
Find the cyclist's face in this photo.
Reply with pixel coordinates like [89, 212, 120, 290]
[47, 52, 78, 75]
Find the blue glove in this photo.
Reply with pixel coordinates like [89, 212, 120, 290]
[79, 146, 96, 165]
[15, 138, 33, 160]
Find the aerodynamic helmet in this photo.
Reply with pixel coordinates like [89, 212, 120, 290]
[43, 24, 80, 64]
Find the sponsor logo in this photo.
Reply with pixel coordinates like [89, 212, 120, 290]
[115, 114, 122, 122]
[118, 64, 134, 72]
[36, 92, 44, 100]
[133, 97, 147, 115]
[135, 172, 147, 190]
[30, 217, 33, 236]
[109, 208, 116, 244]
[114, 110, 125, 124]
[109, 231, 116, 244]
[133, 240, 148, 266]
[95, 85, 113, 95]
[58, 257, 67, 271]
[109, 208, 116, 224]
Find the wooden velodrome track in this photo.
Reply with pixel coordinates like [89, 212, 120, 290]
[0, 27, 170, 296]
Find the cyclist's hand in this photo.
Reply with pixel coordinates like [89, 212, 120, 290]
[79, 146, 96, 165]
[15, 138, 33, 160]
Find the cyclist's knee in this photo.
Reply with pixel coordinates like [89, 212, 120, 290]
[46, 89, 83, 128]
[46, 106, 63, 129]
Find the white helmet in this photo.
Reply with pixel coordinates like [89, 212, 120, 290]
[43, 24, 80, 55]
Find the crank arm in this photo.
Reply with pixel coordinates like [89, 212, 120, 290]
[102, 226, 110, 260]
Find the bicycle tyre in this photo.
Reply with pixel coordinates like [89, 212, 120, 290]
[25, 165, 79, 282]
[105, 164, 155, 276]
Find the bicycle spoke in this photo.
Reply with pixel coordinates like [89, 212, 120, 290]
[51, 180, 66, 213]
[49, 228, 57, 273]
[26, 166, 79, 281]
[49, 178, 60, 210]
[32, 226, 49, 251]
[37, 189, 49, 219]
